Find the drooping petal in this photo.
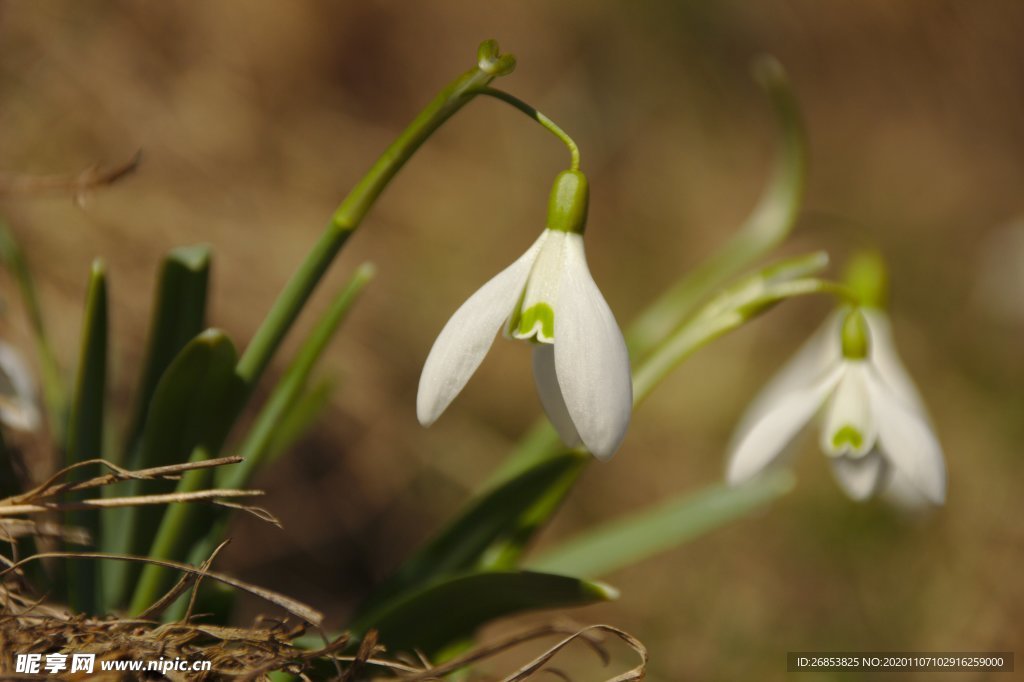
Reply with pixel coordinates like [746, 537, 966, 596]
[532, 345, 582, 448]
[862, 308, 929, 415]
[829, 451, 887, 501]
[0, 341, 41, 432]
[866, 368, 946, 505]
[732, 310, 843, 444]
[820, 362, 877, 457]
[552, 234, 632, 459]
[726, 365, 844, 485]
[416, 233, 547, 426]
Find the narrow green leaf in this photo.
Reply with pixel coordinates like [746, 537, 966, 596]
[122, 244, 210, 462]
[263, 378, 335, 466]
[218, 262, 374, 491]
[528, 471, 795, 578]
[351, 570, 617, 655]
[631, 252, 833, 403]
[0, 220, 66, 433]
[104, 329, 240, 609]
[65, 260, 108, 614]
[169, 265, 373, 622]
[355, 452, 587, 620]
[626, 56, 807, 360]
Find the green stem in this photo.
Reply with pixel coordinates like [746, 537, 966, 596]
[473, 88, 581, 171]
[234, 41, 515, 388]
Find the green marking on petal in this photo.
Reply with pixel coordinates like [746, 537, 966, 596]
[832, 425, 864, 450]
[512, 303, 555, 343]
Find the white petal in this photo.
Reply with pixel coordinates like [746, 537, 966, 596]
[820, 362, 877, 457]
[866, 369, 946, 505]
[0, 341, 41, 432]
[552, 234, 632, 459]
[881, 467, 935, 509]
[532, 345, 582, 448]
[732, 310, 843, 445]
[416, 233, 547, 426]
[829, 451, 887, 501]
[726, 365, 844, 485]
[862, 309, 929, 415]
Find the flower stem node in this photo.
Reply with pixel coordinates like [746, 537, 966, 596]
[477, 40, 516, 77]
[417, 174, 631, 459]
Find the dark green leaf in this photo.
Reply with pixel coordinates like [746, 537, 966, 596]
[104, 329, 239, 609]
[65, 260, 108, 613]
[122, 244, 210, 462]
[352, 570, 617, 655]
[355, 452, 587, 620]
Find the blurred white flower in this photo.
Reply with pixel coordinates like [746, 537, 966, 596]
[0, 340, 41, 432]
[417, 171, 632, 459]
[726, 308, 946, 504]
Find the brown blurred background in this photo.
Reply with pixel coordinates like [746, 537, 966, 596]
[2, 2, 1023, 679]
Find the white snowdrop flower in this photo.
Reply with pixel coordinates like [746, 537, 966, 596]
[417, 170, 632, 459]
[0, 340, 41, 432]
[726, 307, 946, 504]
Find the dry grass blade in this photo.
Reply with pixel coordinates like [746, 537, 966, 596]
[0, 150, 141, 198]
[397, 623, 607, 681]
[213, 499, 283, 527]
[2, 455, 244, 505]
[500, 625, 647, 682]
[0, 552, 323, 626]
[0, 488, 261, 515]
[185, 540, 231, 621]
[0, 518, 91, 544]
[341, 629, 382, 682]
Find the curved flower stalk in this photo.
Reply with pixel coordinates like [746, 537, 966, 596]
[418, 170, 632, 459]
[0, 340, 41, 432]
[726, 307, 946, 505]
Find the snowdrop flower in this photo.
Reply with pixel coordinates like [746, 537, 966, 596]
[726, 307, 946, 504]
[417, 170, 632, 459]
[0, 340, 41, 432]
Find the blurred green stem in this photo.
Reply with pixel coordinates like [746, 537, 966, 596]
[625, 56, 806, 360]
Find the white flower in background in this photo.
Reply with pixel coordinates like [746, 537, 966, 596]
[0, 340, 41, 432]
[417, 170, 632, 459]
[726, 307, 946, 504]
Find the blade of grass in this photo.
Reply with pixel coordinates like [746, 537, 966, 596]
[122, 245, 210, 462]
[528, 471, 796, 577]
[350, 570, 617, 656]
[64, 260, 108, 613]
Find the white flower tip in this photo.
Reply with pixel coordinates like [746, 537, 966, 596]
[583, 420, 629, 461]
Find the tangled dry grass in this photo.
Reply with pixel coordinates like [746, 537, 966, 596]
[0, 456, 646, 680]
